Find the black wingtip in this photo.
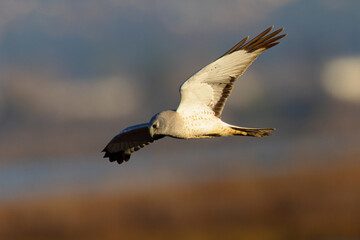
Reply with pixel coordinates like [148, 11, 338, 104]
[222, 26, 286, 56]
[102, 148, 131, 165]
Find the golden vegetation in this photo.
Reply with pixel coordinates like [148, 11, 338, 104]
[1, 157, 360, 240]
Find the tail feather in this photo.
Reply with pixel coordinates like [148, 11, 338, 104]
[229, 126, 275, 137]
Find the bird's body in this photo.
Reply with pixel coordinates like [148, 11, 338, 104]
[158, 110, 226, 139]
[181, 112, 225, 138]
[103, 26, 287, 164]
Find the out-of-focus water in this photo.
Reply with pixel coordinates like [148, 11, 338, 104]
[1, 133, 357, 201]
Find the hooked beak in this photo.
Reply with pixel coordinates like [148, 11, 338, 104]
[149, 126, 154, 138]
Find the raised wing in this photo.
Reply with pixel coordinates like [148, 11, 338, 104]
[177, 26, 286, 117]
[102, 123, 163, 164]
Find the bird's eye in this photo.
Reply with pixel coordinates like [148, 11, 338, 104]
[152, 123, 158, 129]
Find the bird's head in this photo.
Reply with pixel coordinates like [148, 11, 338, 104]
[149, 113, 160, 138]
[149, 110, 178, 138]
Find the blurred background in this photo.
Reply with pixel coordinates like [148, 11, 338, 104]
[0, 0, 360, 239]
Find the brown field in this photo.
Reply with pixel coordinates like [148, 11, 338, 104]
[1, 156, 360, 240]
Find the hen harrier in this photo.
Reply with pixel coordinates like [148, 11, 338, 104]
[103, 26, 286, 164]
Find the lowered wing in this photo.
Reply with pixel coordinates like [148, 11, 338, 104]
[102, 123, 163, 164]
[177, 26, 286, 118]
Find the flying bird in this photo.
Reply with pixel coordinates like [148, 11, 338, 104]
[103, 26, 286, 164]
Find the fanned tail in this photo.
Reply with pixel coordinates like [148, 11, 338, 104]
[229, 126, 275, 137]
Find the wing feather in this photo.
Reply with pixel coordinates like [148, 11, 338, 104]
[102, 123, 162, 164]
[177, 26, 286, 118]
